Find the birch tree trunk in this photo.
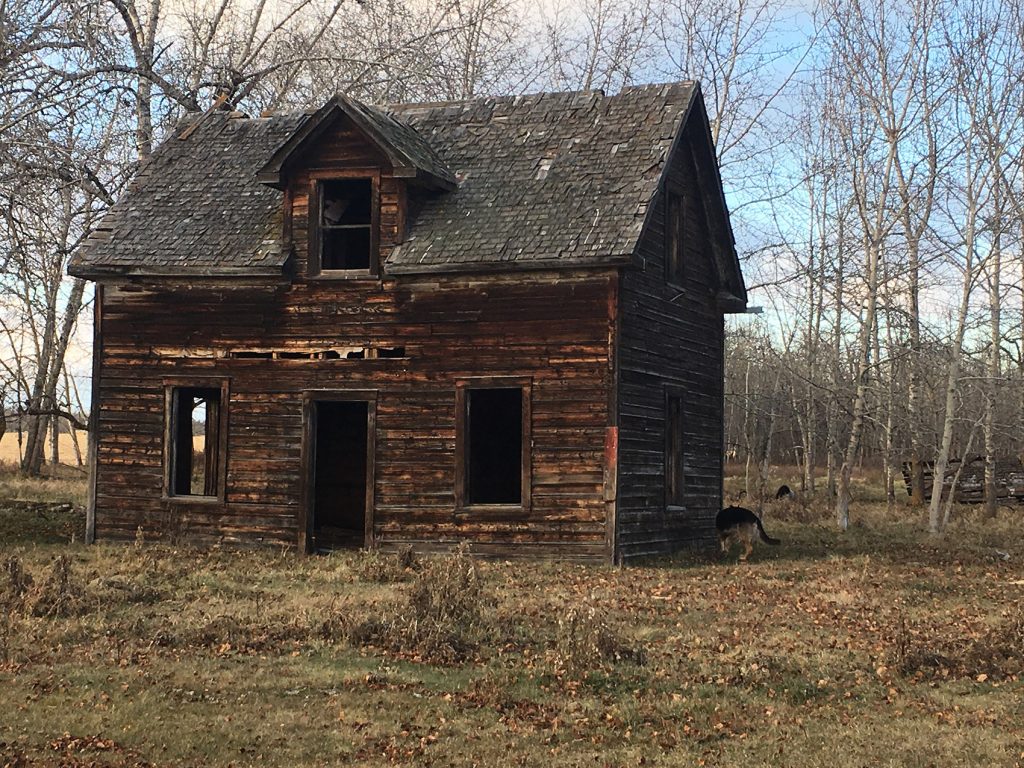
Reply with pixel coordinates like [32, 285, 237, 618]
[983, 224, 1001, 518]
[826, 211, 844, 502]
[928, 177, 977, 534]
[836, 271, 878, 531]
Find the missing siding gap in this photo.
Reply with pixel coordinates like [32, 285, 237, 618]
[154, 347, 222, 359]
[226, 346, 406, 361]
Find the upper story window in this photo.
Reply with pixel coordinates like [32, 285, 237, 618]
[665, 185, 685, 286]
[314, 177, 377, 274]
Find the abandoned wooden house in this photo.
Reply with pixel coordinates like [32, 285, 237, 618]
[69, 81, 747, 562]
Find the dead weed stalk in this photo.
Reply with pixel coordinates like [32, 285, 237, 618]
[353, 545, 419, 583]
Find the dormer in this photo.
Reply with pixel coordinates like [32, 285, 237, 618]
[257, 95, 455, 278]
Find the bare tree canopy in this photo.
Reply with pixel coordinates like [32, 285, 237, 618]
[2, 0, 1023, 537]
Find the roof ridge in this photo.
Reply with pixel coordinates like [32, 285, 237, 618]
[383, 87, 607, 111]
[246, 81, 697, 122]
[618, 79, 696, 92]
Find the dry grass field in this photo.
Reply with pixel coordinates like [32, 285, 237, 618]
[1, 472, 1023, 767]
[0, 433, 88, 467]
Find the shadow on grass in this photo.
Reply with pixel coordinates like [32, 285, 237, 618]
[645, 504, 1024, 571]
[0, 500, 85, 546]
[3, 470, 1020, 575]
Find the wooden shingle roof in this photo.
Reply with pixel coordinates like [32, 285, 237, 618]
[70, 82, 735, 281]
[386, 83, 697, 274]
[70, 111, 307, 278]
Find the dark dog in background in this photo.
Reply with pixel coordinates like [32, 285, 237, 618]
[775, 484, 794, 500]
[716, 505, 780, 561]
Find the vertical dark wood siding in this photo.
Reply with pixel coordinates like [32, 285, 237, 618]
[615, 124, 725, 561]
[91, 120, 616, 559]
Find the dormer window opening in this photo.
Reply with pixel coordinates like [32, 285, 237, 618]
[320, 178, 373, 271]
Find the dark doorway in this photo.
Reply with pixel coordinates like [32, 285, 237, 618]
[312, 401, 369, 550]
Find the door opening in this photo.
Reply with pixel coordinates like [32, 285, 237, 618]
[312, 401, 369, 551]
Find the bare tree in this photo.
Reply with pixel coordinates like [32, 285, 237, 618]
[1, 111, 109, 474]
[927, 0, 1016, 532]
[817, 0, 939, 528]
[48, 0, 351, 159]
[537, 0, 655, 94]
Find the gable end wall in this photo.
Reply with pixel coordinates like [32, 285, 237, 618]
[615, 129, 725, 561]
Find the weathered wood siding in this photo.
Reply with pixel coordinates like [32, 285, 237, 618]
[615, 126, 725, 560]
[91, 125, 617, 559]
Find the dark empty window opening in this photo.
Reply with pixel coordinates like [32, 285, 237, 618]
[320, 179, 372, 271]
[466, 388, 523, 505]
[377, 346, 406, 359]
[666, 187, 685, 286]
[666, 394, 684, 506]
[169, 386, 222, 497]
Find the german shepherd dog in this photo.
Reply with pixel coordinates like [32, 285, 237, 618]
[716, 506, 780, 561]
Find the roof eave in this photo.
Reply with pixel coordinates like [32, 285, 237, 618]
[255, 169, 288, 190]
[716, 290, 747, 313]
[384, 253, 633, 276]
[68, 263, 286, 281]
[405, 167, 458, 192]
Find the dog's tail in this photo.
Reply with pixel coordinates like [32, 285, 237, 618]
[756, 517, 781, 545]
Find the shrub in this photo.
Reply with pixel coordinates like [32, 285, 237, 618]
[769, 496, 821, 524]
[403, 543, 488, 660]
[29, 555, 84, 618]
[336, 543, 493, 663]
[551, 603, 645, 679]
[395, 544, 418, 571]
[4, 555, 82, 618]
[890, 607, 1024, 681]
